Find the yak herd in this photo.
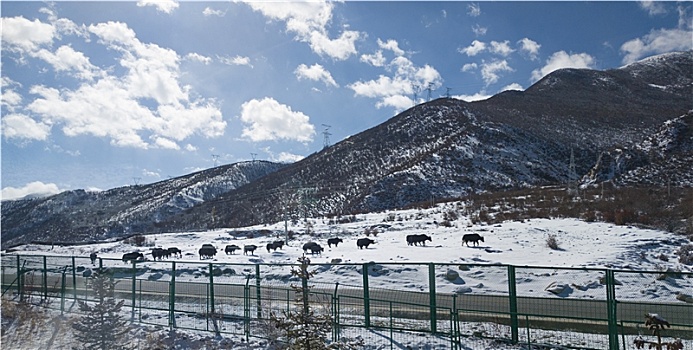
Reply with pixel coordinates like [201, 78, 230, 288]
[106, 232, 485, 264]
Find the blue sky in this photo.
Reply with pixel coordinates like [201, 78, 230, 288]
[2, 1, 692, 200]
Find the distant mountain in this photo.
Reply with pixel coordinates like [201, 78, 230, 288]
[1, 161, 285, 248]
[2, 51, 692, 248]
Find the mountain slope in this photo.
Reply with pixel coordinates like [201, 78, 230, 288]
[1, 161, 285, 248]
[2, 51, 692, 246]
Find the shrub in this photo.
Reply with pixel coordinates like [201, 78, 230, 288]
[677, 244, 693, 265]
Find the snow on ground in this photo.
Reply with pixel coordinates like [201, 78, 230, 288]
[7, 205, 692, 300]
[3, 205, 692, 349]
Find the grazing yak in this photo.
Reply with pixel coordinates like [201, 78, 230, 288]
[122, 252, 144, 264]
[306, 243, 324, 255]
[272, 240, 285, 249]
[167, 247, 182, 258]
[244, 245, 258, 255]
[266, 242, 281, 252]
[89, 252, 97, 265]
[406, 234, 432, 246]
[152, 247, 170, 260]
[302, 242, 319, 252]
[462, 233, 484, 247]
[225, 244, 240, 255]
[327, 237, 343, 248]
[199, 244, 217, 259]
[357, 238, 375, 249]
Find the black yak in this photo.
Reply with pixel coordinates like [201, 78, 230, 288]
[327, 237, 343, 248]
[462, 233, 484, 247]
[244, 245, 258, 255]
[225, 244, 240, 255]
[406, 234, 432, 246]
[357, 238, 375, 249]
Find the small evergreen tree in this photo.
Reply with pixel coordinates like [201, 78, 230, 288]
[72, 270, 133, 350]
[269, 256, 363, 350]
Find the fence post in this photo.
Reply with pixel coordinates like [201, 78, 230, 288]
[244, 275, 251, 341]
[452, 293, 459, 350]
[255, 264, 262, 319]
[16, 255, 23, 300]
[170, 261, 176, 330]
[72, 256, 77, 300]
[606, 269, 619, 350]
[131, 259, 136, 317]
[61, 272, 66, 315]
[209, 263, 215, 316]
[507, 265, 519, 343]
[429, 263, 437, 333]
[362, 262, 371, 328]
[42, 256, 48, 300]
[332, 282, 340, 342]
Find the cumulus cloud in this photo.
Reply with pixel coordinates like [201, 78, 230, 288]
[2, 16, 226, 149]
[454, 91, 491, 102]
[295, 63, 338, 87]
[136, 0, 179, 14]
[1, 113, 51, 141]
[459, 40, 486, 56]
[489, 40, 514, 56]
[1, 181, 62, 200]
[500, 83, 524, 92]
[518, 38, 541, 60]
[186, 52, 212, 64]
[480, 59, 513, 86]
[239, 97, 315, 143]
[620, 28, 693, 64]
[203, 7, 226, 17]
[218, 55, 253, 67]
[347, 56, 442, 111]
[244, 1, 360, 61]
[461, 63, 478, 72]
[360, 50, 386, 67]
[378, 38, 405, 56]
[276, 151, 305, 163]
[531, 51, 596, 82]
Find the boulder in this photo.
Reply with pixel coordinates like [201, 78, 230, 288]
[445, 269, 460, 281]
[545, 282, 573, 297]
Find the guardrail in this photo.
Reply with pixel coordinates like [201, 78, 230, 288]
[2, 253, 691, 349]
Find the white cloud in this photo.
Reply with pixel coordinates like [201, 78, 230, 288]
[1, 113, 51, 141]
[137, 0, 179, 14]
[459, 40, 486, 56]
[480, 59, 513, 86]
[1, 16, 55, 52]
[639, 1, 667, 16]
[276, 152, 305, 163]
[1, 181, 62, 200]
[518, 38, 541, 60]
[489, 40, 514, 56]
[348, 56, 442, 111]
[454, 92, 491, 102]
[467, 3, 481, 17]
[531, 51, 596, 82]
[472, 24, 487, 36]
[186, 52, 212, 64]
[218, 55, 253, 67]
[294, 63, 338, 87]
[3, 17, 227, 149]
[500, 83, 524, 92]
[620, 28, 693, 64]
[461, 63, 478, 72]
[239, 97, 315, 143]
[245, 1, 361, 61]
[360, 50, 386, 67]
[203, 7, 226, 17]
[378, 38, 405, 56]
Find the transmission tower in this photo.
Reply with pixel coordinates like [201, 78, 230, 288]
[322, 124, 332, 149]
[132, 177, 141, 186]
[412, 84, 420, 105]
[250, 153, 257, 161]
[427, 82, 434, 101]
[211, 154, 220, 167]
[568, 147, 578, 195]
[446, 87, 452, 98]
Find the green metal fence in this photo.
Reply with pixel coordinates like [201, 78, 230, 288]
[2, 253, 691, 349]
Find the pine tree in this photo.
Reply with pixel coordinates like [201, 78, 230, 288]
[71, 270, 133, 350]
[269, 256, 363, 350]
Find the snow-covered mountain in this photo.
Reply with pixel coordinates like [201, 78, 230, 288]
[2, 51, 692, 248]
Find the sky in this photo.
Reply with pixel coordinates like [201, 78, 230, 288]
[1, 1, 692, 200]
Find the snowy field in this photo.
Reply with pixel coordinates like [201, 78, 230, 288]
[3, 204, 693, 349]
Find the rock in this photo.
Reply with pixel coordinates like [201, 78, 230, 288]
[331, 258, 343, 264]
[445, 269, 460, 281]
[453, 286, 472, 294]
[545, 282, 573, 296]
[458, 264, 470, 271]
[676, 293, 693, 303]
[82, 269, 92, 278]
